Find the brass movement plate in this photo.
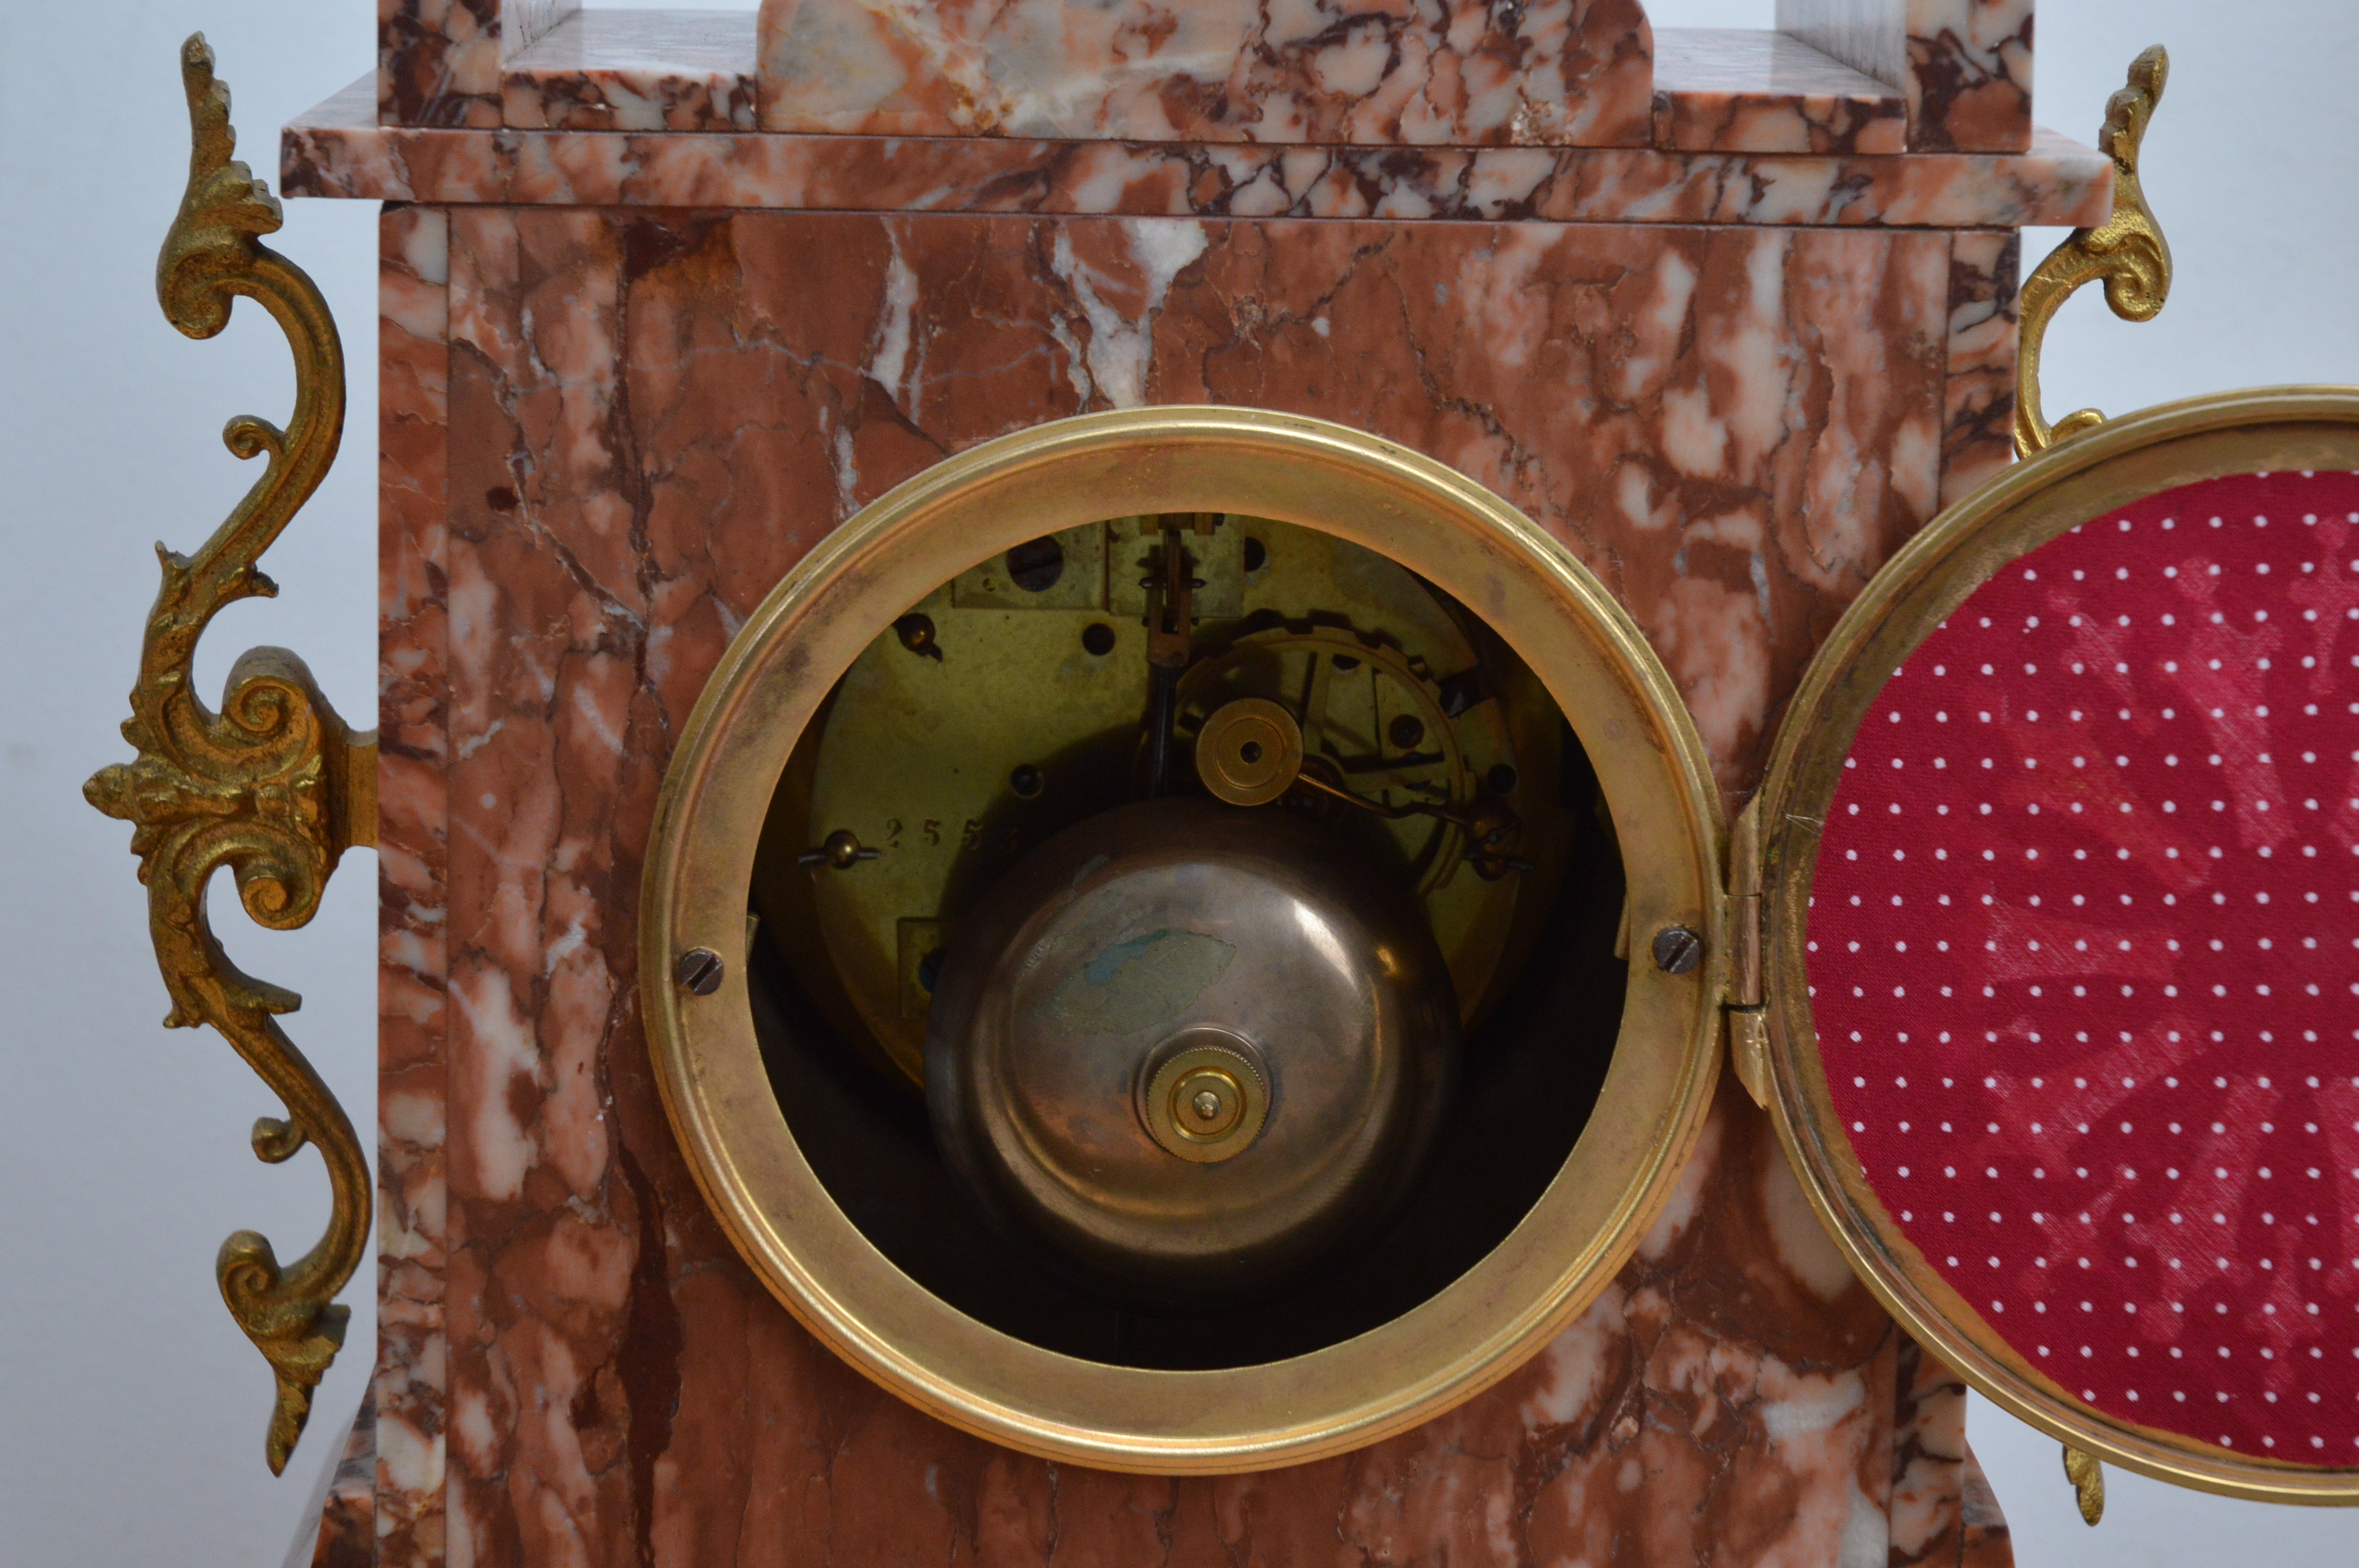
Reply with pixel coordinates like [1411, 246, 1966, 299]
[1754, 388, 2359, 1506]
[641, 408, 1725, 1473]
[752, 515, 1568, 1089]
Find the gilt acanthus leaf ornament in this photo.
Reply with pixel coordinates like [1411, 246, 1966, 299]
[82, 34, 373, 1476]
[2014, 46, 2174, 459]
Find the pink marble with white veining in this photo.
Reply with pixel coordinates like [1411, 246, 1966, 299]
[376, 201, 452, 1568]
[1892, 1338, 1968, 1563]
[289, 1394, 377, 1568]
[504, 9, 758, 132]
[286, 75, 2113, 230]
[337, 14, 2048, 1568]
[382, 0, 579, 127]
[402, 6, 1994, 156]
[754, 0, 1654, 145]
[1941, 227, 2019, 506]
[1883, 1341, 2018, 1565]
[1778, 0, 2035, 151]
[376, 2, 2033, 151]
[1961, 1445, 2017, 1566]
[391, 198, 2023, 1563]
[1654, 27, 1906, 154]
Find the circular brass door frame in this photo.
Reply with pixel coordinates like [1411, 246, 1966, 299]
[642, 406, 1725, 1473]
[1754, 387, 2359, 1505]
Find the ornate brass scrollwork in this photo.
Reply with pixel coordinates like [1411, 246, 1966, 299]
[2063, 1443, 2107, 1526]
[2014, 46, 2173, 458]
[82, 34, 373, 1476]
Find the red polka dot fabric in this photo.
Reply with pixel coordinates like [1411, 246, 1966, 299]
[1810, 470, 2359, 1465]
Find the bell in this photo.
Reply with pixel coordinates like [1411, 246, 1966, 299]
[925, 797, 1459, 1307]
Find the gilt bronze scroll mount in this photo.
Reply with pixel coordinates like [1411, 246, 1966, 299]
[82, 34, 372, 1476]
[2015, 45, 2175, 459]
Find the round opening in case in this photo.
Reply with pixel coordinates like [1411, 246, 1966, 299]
[642, 409, 1725, 1471]
[744, 511, 1629, 1365]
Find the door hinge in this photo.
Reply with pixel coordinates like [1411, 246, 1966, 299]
[1725, 795, 1770, 1106]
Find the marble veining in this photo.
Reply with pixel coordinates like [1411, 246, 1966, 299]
[1960, 1446, 2016, 1566]
[399, 5, 2008, 158]
[288, 1396, 377, 1568]
[301, 187, 2037, 1566]
[338, 11, 2043, 1552]
[1776, 0, 2035, 151]
[504, 8, 758, 132]
[418, 205, 1979, 1563]
[376, 2, 2029, 152]
[381, 0, 583, 129]
[753, 0, 1655, 146]
[285, 76, 2113, 231]
[376, 200, 453, 1568]
[1653, 27, 1906, 154]
[1941, 228, 2019, 506]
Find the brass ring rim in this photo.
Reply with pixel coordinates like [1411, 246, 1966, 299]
[642, 406, 1725, 1473]
[1755, 387, 2359, 1505]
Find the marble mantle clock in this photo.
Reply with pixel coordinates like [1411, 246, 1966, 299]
[89, 3, 2359, 1565]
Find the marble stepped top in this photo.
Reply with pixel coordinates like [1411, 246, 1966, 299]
[384, 2, 2035, 153]
[325, 5, 2093, 226]
[504, 8, 761, 132]
[751, 0, 1656, 145]
[285, 69, 2107, 229]
[500, 13, 1911, 160]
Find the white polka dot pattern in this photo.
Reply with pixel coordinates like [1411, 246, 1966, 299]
[1809, 470, 2359, 1462]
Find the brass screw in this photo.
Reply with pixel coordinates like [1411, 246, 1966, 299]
[1651, 925, 1703, 975]
[797, 829, 878, 870]
[1171, 1066, 1244, 1139]
[676, 948, 725, 996]
[893, 612, 942, 661]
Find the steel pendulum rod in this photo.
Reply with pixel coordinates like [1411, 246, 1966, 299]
[1141, 518, 1198, 797]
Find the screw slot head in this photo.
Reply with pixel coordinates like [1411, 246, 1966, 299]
[676, 947, 725, 996]
[1650, 925, 1703, 975]
[1005, 535, 1067, 593]
[892, 612, 940, 659]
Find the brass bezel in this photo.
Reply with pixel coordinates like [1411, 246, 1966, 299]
[642, 407, 1725, 1472]
[1755, 387, 2359, 1505]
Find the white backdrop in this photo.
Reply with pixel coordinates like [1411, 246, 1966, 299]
[0, 2, 2351, 1563]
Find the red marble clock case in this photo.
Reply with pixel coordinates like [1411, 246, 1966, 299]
[368, 200, 2027, 1566]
